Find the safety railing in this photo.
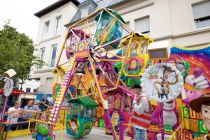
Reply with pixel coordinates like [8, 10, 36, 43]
[0, 108, 67, 140]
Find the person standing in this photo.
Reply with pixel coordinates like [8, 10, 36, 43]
[23, 100, 40, 129]
[38, 95, 50, 112]
[7, 101, 21, 130]
[7, 102, 21, 123]
[130, 85, 151, 140]
[24, 100, 40, 119]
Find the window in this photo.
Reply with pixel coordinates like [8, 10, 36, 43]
[44, 78, 53, 94]
[33, 89, 37, 93]
[42, 21, 50, 40]
[50, 44, 57, 67]
[26, 88, 31, 93]
[39, 47, 45, 69]
[54, 15, 62, 35]
[192, 1, 210, 29]
[135, 16, 150, 34]
[81, 7, 89, 18]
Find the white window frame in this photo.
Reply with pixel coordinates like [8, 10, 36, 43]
[42, 20, 50, 40]
[54, 15, 62, 36]
[49, 44, 57, 68]
[39, 47, 45, 69]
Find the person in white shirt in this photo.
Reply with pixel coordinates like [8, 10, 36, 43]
[7, 101, 21, 130]
[130, 85, 151, 140]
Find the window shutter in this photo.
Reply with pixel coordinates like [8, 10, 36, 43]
[192, 1, 210, 19]
[135, 16, 150, 34]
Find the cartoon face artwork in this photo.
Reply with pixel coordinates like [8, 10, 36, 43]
[141, 63, 184, 102]
[130, 59, 136, 70]
[201, 105, 210, 130]
[124, 58, 143, 76]
[68, 119, 78, 134]
[111, 111, 120, 132]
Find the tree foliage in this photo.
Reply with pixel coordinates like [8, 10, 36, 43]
[0, 23, 42, 87]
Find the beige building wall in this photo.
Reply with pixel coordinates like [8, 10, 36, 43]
[114, 0, 210, 47]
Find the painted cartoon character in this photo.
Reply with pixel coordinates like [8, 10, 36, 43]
[154, 66, 179, 99]
[171, 58, 209, 90]
[190, 93, 210, 140]
[129, 59, 138, 70]
[68, 119, 78, 134]
[151, 100, 178, 130]
[175, 60, 190, 78]
[162, 101, 179, 130]
[186, 67, 210, 90]
[111, 111, 120, 132]
[125, 58, 142, 75]
[181, 89, 203, 106]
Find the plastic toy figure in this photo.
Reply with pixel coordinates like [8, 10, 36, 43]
[154, 66, 178, 99]
[190, 93, 210, 140]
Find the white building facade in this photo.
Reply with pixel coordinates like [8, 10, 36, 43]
[28, 0, 79, 94]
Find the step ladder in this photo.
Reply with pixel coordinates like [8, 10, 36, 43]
[48, 56, 76, 125]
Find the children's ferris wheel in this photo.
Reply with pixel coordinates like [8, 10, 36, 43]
[33, 8, 152, 140]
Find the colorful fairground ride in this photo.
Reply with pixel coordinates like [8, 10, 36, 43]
[32, 7, 210, 140]
[43, 7, 152, 140]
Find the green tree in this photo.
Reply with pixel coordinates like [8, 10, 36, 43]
[0, 23, 43, 88]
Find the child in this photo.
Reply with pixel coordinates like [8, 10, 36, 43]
[130, 85, 151, 140]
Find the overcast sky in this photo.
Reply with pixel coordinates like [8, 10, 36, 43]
[0, 0, 69, 41]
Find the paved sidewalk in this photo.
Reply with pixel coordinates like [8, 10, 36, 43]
[9, 128, 113, 140]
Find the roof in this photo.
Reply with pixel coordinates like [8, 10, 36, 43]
[34, 0, 80, 18]
[66, 0, 128, 26]
[97, 0, 128, 8]
[69, 0, 98, 24]
[69, 96, 98, 108]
